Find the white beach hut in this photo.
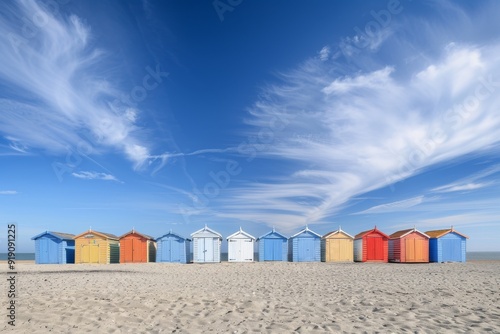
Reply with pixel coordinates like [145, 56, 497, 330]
[191, 225, 222, 263]
[227, 227, 255, 262]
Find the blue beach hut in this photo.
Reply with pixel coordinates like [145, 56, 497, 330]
[156, 230, 191, 263]
[31, 231, 75, 264]
[425, 227, 469, 262]
[288, 226, 321, 262]
[257, 228, 288, 262]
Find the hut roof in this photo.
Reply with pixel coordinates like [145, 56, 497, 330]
[190, 225, 222, 238]
[257, 228, 288, 240]
[389, 228, 430, 239]
[156, 230, 191, 241]
[226, 227, 256, 240]
[31, 231, 75, 241]
[354, 226, 389, 239]
[119, 229, 155, 240]
[73, 230, 119, 240]
[425, 228, 469, 239]
[290, 226, 322, 239]
[322, 227, 354, 239]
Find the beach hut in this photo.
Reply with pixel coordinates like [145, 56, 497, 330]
[321, 227, 354, 262]
[354, 226, 389, 262]
[119, 229, 156, 263]
[31, 231, 75, 264]
[257, 228, 288, 262]
[425, 227, 469, 262]
[156, 230, 191, 263]
[74, 229, 120, 264]
[389, 228, 429, 263]
[227, 228, 256, 262]
[191, 225, 222, 263]
[288, 226, 321, 262]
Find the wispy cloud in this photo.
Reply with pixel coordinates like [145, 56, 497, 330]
[0, 190, 17, 195]
[213, 3, 500, 230]
[433, 182, 492, 193]
[72, 171, 122, 183]
[416, 213, 500, 229]
[432, 164, 500, 193]
[0, 1, 150, 168]
[318, 46, 330, 61]
[353, 196, 425, 215]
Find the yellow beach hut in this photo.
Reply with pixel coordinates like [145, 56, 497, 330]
[74, 229, 120, 264]
[321, 227, 354, 262]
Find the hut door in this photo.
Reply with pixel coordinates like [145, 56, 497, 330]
[161, 239, 181, 262]
[197, 238, 214, 262]
[297, 238, 315, 261]
[242, 239, 253, 261]
[204, 238, 214, 262]
[40, 238, 59, 264]
[329, 240, 340, 261]
[441, 239, 461, 262]
[405, 239, 416, 262]
[122, 239, 133, 263]
[228, 239, 240, 261]
[81, 244, 99, 263]
[132, 239, 146, 262]
[405, 238, 426, 262]
[264, 239, 282, 261]
[367, 236, 384, 261]
[170, 239, 181, 262]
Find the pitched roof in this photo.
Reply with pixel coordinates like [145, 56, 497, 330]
[257, 228, 288, 240]
[119, 229, 155, 240]
[31, 231, 75, 241]
[190, 225, 222, 238]
[290, 226, 322, 239]
[156, 230, 191, 241]
[354, 227, 389, 239]
[322, 227, 354, 239]
[226, 227, 256, 240]
[425, 228, 469, 239]
[389, 228, 429, 239]
[73, 230, 119, 240]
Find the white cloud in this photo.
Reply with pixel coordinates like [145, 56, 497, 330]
[432, 164, 500, 193]
[72, 171, 121, 182]
[416, 213, 500, 229]
[353, 196, 425, 215]
[215, 14, 500, 229]
[433, 182, 491, 193]
[0, 190, 17, 195]
[0, 1, 150, 167]
[322, 66, 394, 94]
[318, 46, 330, 61]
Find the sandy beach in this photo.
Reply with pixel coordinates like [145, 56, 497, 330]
[2, 261, 499, 333]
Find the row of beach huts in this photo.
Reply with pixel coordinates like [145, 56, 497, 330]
[32, 225, 468, 265]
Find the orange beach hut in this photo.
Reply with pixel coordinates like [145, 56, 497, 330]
[388, 228, 429, 263]
[74, 229, 120, 264]
[354, 226, 389, 262]
[119, 230, 156, 263]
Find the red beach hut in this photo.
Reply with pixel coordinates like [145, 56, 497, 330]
[354, 226, 389, 262]
[388, 228, 429, 263]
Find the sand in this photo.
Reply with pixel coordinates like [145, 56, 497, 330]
[2, 261, 499, 333]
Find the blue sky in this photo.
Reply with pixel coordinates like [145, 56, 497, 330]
[1, 0, 500, 252]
